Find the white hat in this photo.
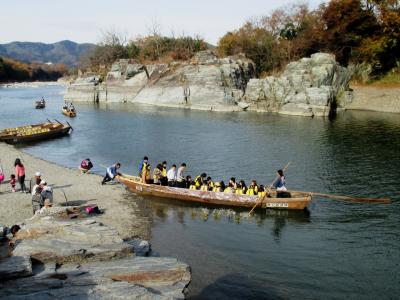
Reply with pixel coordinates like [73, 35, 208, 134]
[35, 172, 41, 177]
[40, 180, 47, 185]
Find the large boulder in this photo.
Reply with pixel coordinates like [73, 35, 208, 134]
[244, 52, 352, 117]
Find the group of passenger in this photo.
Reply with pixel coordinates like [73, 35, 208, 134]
[137, 156, 287, 197]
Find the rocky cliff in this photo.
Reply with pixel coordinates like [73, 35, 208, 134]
[244, 53, 352, 117]
[65, 51, 352, 117]
[65, 50, 255, 112]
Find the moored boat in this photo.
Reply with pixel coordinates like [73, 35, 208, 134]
[0, 120, 72, 144]
[117, 175, 311, 210]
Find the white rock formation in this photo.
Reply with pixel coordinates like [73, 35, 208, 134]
[65, 51, 255, 112]
[244, 53, 352, 117]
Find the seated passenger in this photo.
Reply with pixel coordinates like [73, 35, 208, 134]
[189, 181, 197, 190]
[185, 175, 192, 188]
[153, 164, 163, 185]
[195, 173, 207, 189]
[224, 181, 235, 193]
[236, 180, 247, 194]
[246, 180, 259, 195]
[206, 176, 214, 191]
[258, 185, 267, 197]
[213, 182, 222, 192]
[229, 177, 237, 190]
[200, 182, 209, 191]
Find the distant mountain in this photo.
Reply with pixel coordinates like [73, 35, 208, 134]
[0, 40, 96, 67]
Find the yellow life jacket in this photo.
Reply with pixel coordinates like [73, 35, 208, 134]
[247, 186, 258, 196]
[195, 176, 202, 188]
[213, 186, 221, 193]
[258, 191, 267, 197]
[224, 187, 233, 193]
[209, 181, 215, 188]
[189, 184, 197, 190]
[200, 185, 208, 191]
[235, 188, 243, 195]
[162, 168, 167, 177]
[145, 164, 151, 180]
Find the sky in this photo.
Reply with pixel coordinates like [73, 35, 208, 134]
[0, 0, 323, 45]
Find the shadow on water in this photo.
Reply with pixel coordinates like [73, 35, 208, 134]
[190, 273, 282, 300]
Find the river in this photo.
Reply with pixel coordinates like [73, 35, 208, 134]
[0, 85, 399, 299]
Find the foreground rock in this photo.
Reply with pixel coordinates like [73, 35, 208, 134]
[65, 50, 255, 112]
[244, 53, 352, 117]
[0, 207, 191, 299]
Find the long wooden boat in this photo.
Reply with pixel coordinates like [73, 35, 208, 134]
[117, 175, 312, 210]
[62, 108, 76, 118]
[0, 121, 72, 144]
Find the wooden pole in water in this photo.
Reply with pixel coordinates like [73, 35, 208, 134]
[248, 162, 291, 216]
[288, 190, 391, 204]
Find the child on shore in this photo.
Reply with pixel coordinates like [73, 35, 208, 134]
[10, 174, 16, 192]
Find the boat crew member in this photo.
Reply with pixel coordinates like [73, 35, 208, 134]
[153, 164, 163, 185]
[195, 173, 207, 189]
[161, 161, 168, 186]
[246, 180, 259, 195]
[142, 162, 151, 184]
[271, 170, 286, 191]
[138, 156, 149, 177]
[167, 164, 177, 186]
[176, 163, 187, 188]
[101, 163, 121, 185]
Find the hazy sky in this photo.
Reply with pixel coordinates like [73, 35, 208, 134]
[0, 0, 322, 45]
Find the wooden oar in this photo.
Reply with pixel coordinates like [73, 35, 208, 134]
[288, 190, 391, 204]
[248, 162, 291, 216]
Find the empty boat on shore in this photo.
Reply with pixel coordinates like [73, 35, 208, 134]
[0, 120, 72, 144]
[117, 175, 312, 210]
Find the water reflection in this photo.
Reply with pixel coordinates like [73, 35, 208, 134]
[139, 196, 311, 242]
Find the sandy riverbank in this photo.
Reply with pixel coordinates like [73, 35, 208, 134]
[347, 85, 400, 113]
[0, 143, 149, 240]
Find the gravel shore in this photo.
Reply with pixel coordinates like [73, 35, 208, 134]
[0, 143, 149, 239]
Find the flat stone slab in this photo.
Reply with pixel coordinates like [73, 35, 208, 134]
[0, 255, 32, 280]
[0, 257, 190, 299]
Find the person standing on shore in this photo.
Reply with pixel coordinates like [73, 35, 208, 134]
[176, 163, 187, 188]
[10, 174, 16, 192]
[101, 163, 121, 185]
[14, 159, 26, 193]
[29, 171, 41, 193]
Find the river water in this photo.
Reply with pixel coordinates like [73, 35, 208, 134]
[0, 85, 399, 299]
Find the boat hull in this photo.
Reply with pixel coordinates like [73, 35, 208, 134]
[62, 109, 76, 117]
[118, 175, 311, 210]
[0, 122, 71, 144]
